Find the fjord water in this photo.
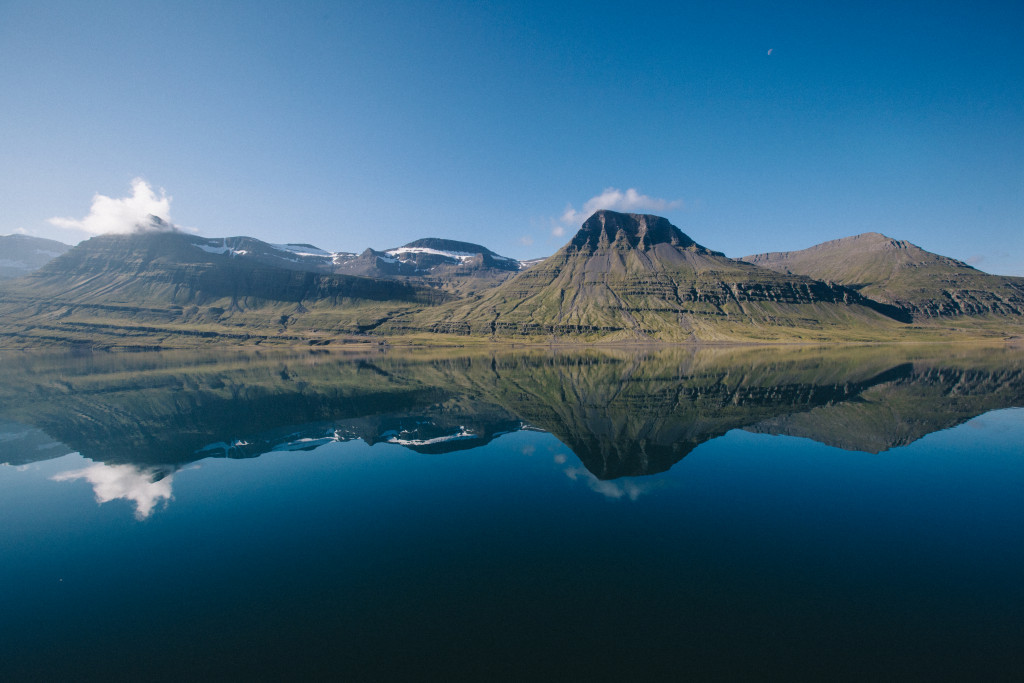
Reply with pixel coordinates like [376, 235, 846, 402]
[1, 346, 1022, 680]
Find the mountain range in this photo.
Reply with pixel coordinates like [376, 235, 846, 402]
[1, 211, 1021, 347]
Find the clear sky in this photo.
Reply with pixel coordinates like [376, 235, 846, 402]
[2, 1, 1021, 273]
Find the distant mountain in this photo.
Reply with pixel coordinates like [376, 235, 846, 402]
[0, 234, 70, 278]
[89, 231, 527, 297]
[20, 231, 448, 305]
[743, 232, 1024, 319]
[334, 237, 523, 296]
[0, 230, 449, 346]
[390, 210, 906, 342]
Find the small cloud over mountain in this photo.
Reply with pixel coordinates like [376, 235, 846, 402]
[48, 179, 186, 236]
[559, 187, 683, 228]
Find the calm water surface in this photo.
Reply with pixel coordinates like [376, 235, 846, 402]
[1, 345, 1022, 680]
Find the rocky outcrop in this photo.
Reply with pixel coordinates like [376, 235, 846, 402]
[567, 211, 717, 253]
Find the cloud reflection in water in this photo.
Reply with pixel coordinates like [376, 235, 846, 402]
[563, 465, 662, 501]
[53, 462, 174, 520]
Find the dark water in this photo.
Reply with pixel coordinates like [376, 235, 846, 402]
[1, 345, 1023, 680]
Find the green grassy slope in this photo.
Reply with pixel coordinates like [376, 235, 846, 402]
[743, 232, 1024, 320]
[385, 211, 909, 342]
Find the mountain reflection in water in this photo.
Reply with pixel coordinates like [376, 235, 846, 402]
[3, 344, 1023, 681]
[1, 344, 1022, 515]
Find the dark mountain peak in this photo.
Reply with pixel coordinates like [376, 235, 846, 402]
[132, 214, 178, 233]
[569, 210, 720, 254]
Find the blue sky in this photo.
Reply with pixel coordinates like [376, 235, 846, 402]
[2, 1, 1021, 273]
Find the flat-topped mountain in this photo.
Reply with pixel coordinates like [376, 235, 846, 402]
[744, 232, 1024, 319]
[390, 210, 905, 342]
[0, 234, 70, 278]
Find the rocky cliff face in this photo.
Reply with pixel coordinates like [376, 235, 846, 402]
[566, 211, 715, 253]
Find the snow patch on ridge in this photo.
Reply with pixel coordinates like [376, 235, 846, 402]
[385, 246, 478, 262]
[195, 244, 248, 257]
[386, 427, 478, 446]
[272, 243, 333, 258]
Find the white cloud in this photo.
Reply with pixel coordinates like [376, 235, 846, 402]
[53, 462, 174, 520]
[551, 225, 565, 237]
[560, 187, 683, 227]
[48, 178, 181, 236]
[519, 235, 534, 247]
[13, 227, 28, 235]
